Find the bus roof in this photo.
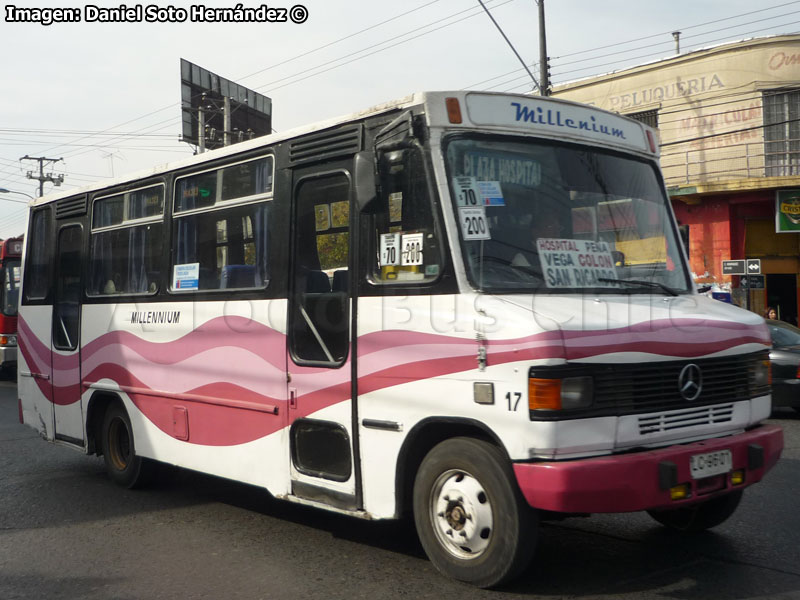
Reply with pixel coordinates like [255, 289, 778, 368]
[28, 91, 654, 207]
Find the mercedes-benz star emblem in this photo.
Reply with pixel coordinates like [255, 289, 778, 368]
[678, 363, 703, 401]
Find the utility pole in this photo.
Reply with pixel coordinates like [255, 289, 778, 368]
[21, 155, 64, 197]
[223, 96, 231, 147]
[198, 102, 207, 153]
[538, 0, 550, 96]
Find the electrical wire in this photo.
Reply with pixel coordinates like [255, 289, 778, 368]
[5, 0, 473, 164]
[478, 2, 800, 92]
[551, 21, 800, 83]
[553, 0, 800, 61]
[2, 0, 798, 196]
[236, 0, 446, 82]
[249, 0, 516, 94]
[10, 0, 519, 184]
[550, 9, 800, 76]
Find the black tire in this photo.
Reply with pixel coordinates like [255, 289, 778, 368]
[101, 403, 153, 489]
[647, 490, 743, 532]
[412, 437, 537, 588]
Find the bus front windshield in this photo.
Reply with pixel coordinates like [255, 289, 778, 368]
[2, 260, 20, 316]
[446, 136, 691, 295]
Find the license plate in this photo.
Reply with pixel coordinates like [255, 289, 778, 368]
[690, 449, 732, 479]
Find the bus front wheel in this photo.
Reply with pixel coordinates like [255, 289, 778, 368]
[413, 437, 537, 588]
[647, 490, 743, 532]
[101, 403, 153, 489]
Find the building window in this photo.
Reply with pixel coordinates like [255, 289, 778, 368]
[627, 109, 659, 129]
[764, 89, 800, 177]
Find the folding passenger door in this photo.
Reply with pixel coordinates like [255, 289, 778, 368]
[286, 157, 359, 510]
[51, 205, 87, 446]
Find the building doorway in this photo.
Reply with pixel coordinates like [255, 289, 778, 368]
[766, 274, 798, 325]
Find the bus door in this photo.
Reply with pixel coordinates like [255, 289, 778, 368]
[51, 222, 85, 445]
[286, 164, 359, 510]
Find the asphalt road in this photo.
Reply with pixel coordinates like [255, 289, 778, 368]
[1, 377, 799, 600]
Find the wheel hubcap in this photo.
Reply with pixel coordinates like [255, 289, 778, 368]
[430, 469, 493, 559]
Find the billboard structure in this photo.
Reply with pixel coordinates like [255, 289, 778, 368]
[180, 59, 272, 151]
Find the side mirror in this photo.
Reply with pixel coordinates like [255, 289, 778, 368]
[354, 151, 377, 213]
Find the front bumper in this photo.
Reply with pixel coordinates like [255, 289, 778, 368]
[513, 424, 783, 513]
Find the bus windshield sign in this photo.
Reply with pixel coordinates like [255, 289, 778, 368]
[464, 93, 649, 152]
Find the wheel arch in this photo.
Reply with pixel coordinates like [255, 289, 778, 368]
[394, 417, 509, 518]
[85, 391, 124, 456]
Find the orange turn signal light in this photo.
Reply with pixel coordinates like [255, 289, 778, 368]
[528, 378, 562, 410]
[445, 97, 462, 124]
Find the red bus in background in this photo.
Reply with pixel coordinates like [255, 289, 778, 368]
[0, 235, 22, 371]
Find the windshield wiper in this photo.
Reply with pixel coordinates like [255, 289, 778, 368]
[598, 277, 680, 297]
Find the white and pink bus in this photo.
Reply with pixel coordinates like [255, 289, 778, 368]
[18, 91, 783, 587]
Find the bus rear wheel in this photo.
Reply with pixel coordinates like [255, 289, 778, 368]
[413, 437, 537, 588]
[101, 403, 153, 489]
[647, 490, 743, 532]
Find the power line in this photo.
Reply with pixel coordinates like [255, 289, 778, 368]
[11, 1, 504, 177]
[8, 0, 466, 165]
[551, 9, 800, 75]
[478, 3, 800, 92]
[476, 0, 538, 92]
[236, 0, 446, 82]
[250, 0, 516, 94]
[551, 21, 800, 83]
[553, 0, 800, 61]
[0, 128, 175, 138]
[4, 0, 797, 195]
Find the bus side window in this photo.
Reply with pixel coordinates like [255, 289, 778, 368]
[172, 205, 269, 291]
[23, 208, 52, 302]
[371, 145, 441, 284]
[171, 156, 272, 292]
[89, 187, 164, 296]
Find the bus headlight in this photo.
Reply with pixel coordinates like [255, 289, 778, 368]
[754, 359, 770, 387]
[528, 376, 593, 411]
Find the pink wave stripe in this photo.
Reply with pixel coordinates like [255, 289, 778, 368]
[80, 315, 288, 370]
[84, 362, 284, 406]
[559, 318, 768, 360]
[290, 358, 354, 396]
[18, 317, 51, 369]
[53, 352, 80, 406]
[85, 362, 286, 445]
[82, 344, 287, 399]
[19, 312, 770, 447]
[289, 380, 352, 422]
[18, 319, 63, 402]
[357, 337, 565, 376]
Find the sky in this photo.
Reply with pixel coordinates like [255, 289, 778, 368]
[0, 0, 798, 238]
